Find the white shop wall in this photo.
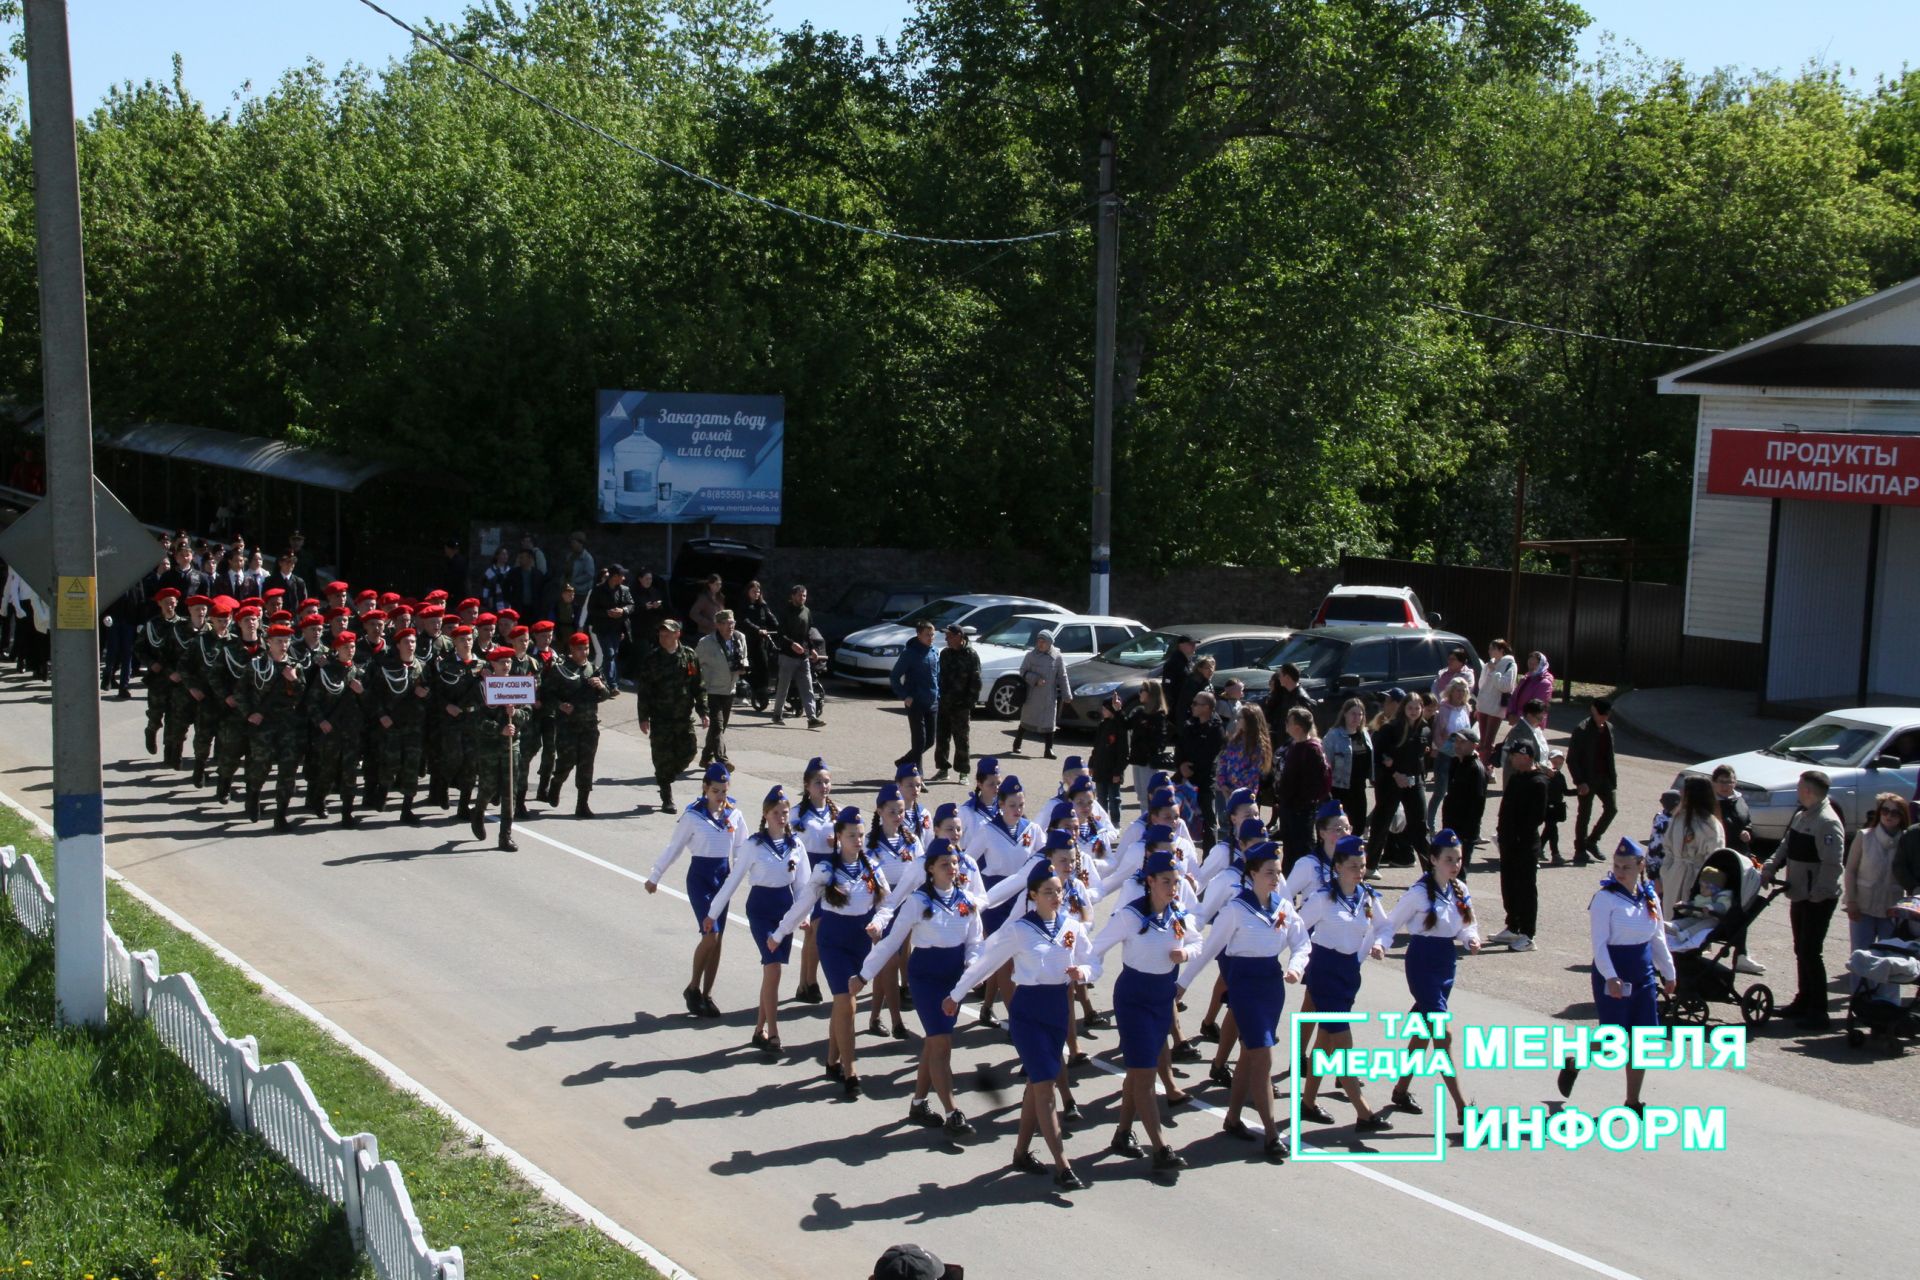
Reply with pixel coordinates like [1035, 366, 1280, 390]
[1872, 504, 1920, 699]
[1766, 500, 1872, 703]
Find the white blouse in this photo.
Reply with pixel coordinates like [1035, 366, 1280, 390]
[869, 825, 921, 873]
[708, 832, 809, 920]
[1296, 883, 1393, 959]
[1383, 878, 1480, 945]
[972, 814, 1044, 881]
[1099, 835, 1203, 903]
[771, 856, 893, 942]
[1284, 850, 1337, 905]
[948, 911, 1092, 1001]
[955, 795, 998, 853]
[793, 802, 838, 863]
[1589, 885, 1677, 983]
[1179, 892, 1313, 991]
[1113, 814, 1195, 866]
[860, 884, 985, 983]
[647, 801, 746, 883]
[1088, 900, 1195, 979]
[873, 846, 983, 932]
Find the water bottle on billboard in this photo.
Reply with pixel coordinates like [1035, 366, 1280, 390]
[612, 427, 663, 519]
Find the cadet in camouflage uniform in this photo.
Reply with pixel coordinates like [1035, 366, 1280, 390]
[426, 624, 483, 817]
[291, 611, 327, 810]
[161, 595, 212, 770]
[355, 608, 390, 809]
[305, 630, 365, 825]
[467, 644, 528, 851]
[210, 605, 262, 801]
[631, 617, 708, 813]
[370, 625, 431, 823]
[505, 625, 543, 816]
[543, 630, 616, 816]
[241, 623, 309, 828]
[135, 587, 185, 756]
[525, 620, 561, 807]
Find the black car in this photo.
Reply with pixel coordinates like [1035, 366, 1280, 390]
[668, 537, 767, 618]
[1214, 626, 1483, 730]
[1059, 624, 1295, 729]
[813, 580, 964, 651]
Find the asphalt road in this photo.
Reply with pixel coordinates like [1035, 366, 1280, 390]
[0, 671, 1912, 1280]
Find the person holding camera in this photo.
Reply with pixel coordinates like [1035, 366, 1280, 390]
[695, 609, 749, 769]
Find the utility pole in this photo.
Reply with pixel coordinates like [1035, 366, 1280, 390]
[1089, 133, 1118, 615]
[24, 0, 108, 1027]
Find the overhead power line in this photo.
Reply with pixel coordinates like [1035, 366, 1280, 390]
[347, 0, 1079, 247]
[1423, 301, 1723, 353]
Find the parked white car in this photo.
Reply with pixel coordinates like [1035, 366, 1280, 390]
[973, 613, 1151, 717]
[1310, 584, 1437, 629]
[1675, 708, 1920, 842]
[830, 594, 1069, 687]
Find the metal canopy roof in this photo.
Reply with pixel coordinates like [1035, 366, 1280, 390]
[102, 422, 395, 493]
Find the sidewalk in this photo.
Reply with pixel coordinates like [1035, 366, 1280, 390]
[1609, 685, 1797, 762]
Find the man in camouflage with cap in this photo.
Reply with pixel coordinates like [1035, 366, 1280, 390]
[370, 624, 431, 823]
[135, 586, 186, 757]
[162, 593, 212, 770]
[631, 617, 707, 813]
[467, 644, 528, 851]
[241, 622, 309, 829]
[524, 619, 562, 806]
[209, 602, 261, 801]
[544, 630, 616, 816]
[305, 629, 365, 825]
[426, 622, 484, 817]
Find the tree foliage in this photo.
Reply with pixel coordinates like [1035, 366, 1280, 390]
[0, 0, 1916, 569]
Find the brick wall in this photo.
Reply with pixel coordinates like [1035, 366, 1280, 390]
[468, 519, 1338, 630]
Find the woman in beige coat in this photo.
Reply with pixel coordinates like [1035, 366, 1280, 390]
[1844, 793, 1910, 1001]
[1010, 630, 1072, 759]
[1657, 775, 1725, 917]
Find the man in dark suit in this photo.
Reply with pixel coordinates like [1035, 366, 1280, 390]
[264, 548, 308, 604]
[506, 548, 546, 621]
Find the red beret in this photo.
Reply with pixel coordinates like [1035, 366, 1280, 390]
[325, 581, 350, 594]
[208, 600, 233, 618]
[153, 587, 182, 602]
[379, 592, 402, 605]
[185, 594, 212, 608]
[457, 597, 481, 611]
[299, 613, 324, 629]
[425, 589, 449, 602]
[416, 603, 443, 618]
[392, 601, 414, 614]
[475, 612, 498, 625]
[392, 626, 417, 641]
[331, 631, 358, 649]
[324, 605, 351, 619]
[298, 597, 322, 613]
[235, 604, 263, 619]
[266, 623, 293, 638]
[242, 596, 263, 608]
[355, 588, 378, 602]
[450, 624, 474, 637]
[486, 645, 515, 662]
[361, 609, 388, 623]
[269, 609, 294, 623]
[263, 587, 286, 598]
[508, 625, 530, 639]
[569, 632, 591, 648]
[531, 619, 556, 632]
[497, 607, 519, 620]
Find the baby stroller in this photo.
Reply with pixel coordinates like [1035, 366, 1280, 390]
[1661, 847, 1780, 1029]
[1843, 899, 1920, 1055]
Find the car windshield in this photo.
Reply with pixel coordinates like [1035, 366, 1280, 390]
[1765, 721, 1883, 767]
[1096, 629, 1177, 669]
[1327, 596, 1409, 623]
[1260, 634, 1348, 679]
[981, 616, 1058, 648]
[898, 598, 971, 628]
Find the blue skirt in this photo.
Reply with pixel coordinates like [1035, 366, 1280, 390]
[1304, 947, 1363, 1015]
[1405, 935, 1457, 1015]
[1592, 941, 1661, 1029]
[816, 910, 874, 997]
[908, 944, 966, 1038]
[1222, 954, 1286, 1049]
[981, 874, 1014, 937]
[687, 857, 731, 935]
[746, 885, 795, 966]
[1009, 982, 1072, 1083]
[1113, 967, 1178, 1069]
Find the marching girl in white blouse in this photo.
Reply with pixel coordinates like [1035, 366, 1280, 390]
[645, 762, 747, 1019]
[1284, 800, 1352, 905]
[1089, 845, 1195, 1174]
[1295, 835, 1395, 1132]
[1179, 841, 1313, 1162]
[971, 774, 1043, 1028]
[896, 761, 934, 841]
[769, 806, 892, 1099]
[865, 782, 922, 1041]
[1386, 828, 1481, 1122]
[945, 860, 1094, 1191]
[955, 757, 1002, 857]
[1113, 771, 1195, 862]
[1557, 836, 1676, 1115]
[1200, 816, 1270, 1090]
[850, 837, 983, 1136]
[706, 784, 809, 1056]
[1103, 787, 1197, 896]
[1066, 778, 1121, 882]
[791, 757, 837, 1004]
[983, 826, 1102, 1107]
[1055, 754, 1114, 828]
[1196, 790, 1261, 895]
[874, 802, 978, 932]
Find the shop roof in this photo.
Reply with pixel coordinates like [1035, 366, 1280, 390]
[100, 423, 395, 493]
[1659, 276, 1920, 398]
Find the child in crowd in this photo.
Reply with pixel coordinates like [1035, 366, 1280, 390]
[1544, 749, 1572, 866]
[1645, 788, 1681, 880]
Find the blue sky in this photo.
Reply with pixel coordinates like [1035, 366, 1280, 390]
[6, 1, 1917, 112]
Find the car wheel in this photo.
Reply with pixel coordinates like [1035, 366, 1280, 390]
[989, 677, 1024, 719]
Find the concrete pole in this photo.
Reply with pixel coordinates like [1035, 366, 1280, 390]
[24, 0, 108, 1027]
[1089, 133, 1118, 615]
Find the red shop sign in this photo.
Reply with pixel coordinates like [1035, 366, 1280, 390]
[1707, 429, 1920, 505]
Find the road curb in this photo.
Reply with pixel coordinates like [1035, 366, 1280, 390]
[0, 787, 698, 1280]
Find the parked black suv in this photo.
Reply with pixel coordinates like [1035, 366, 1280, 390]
[1214, 626, 1483, 730]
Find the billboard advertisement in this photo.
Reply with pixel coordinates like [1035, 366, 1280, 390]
[596, 390, 784, 524]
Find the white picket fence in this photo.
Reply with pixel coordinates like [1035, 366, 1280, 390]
[0, 843, 465, 1279]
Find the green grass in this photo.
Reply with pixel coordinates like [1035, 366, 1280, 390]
[0, 809, 665, 1280]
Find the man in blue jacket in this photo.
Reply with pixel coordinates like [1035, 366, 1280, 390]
[890, 618, 941, 771]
